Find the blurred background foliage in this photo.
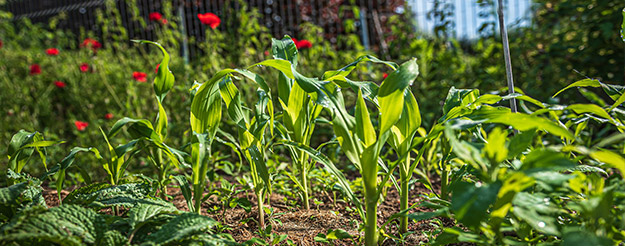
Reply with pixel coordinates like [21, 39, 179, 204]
[0, 0, 623, 181]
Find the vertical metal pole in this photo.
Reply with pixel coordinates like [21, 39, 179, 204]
[178, 4, 189, 64]
[360, 7, 370, 50]
[497, 0, 518, 113]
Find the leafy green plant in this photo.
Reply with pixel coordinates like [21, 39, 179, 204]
[6, 130, 63, 185]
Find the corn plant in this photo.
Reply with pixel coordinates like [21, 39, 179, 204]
[104, 40, 184, 197]
[271, 36, 324, 210]
[188, 65, 272, 228]
[6, 130, 63, 185]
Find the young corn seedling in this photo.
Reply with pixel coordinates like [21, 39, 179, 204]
[271, 36, 323, 210]
[6, 130, 63, 185]
[189, 66, 273, 227]
[105, 40, 184, 197]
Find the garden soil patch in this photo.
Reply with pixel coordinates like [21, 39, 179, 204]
[42, 180, 443, 245]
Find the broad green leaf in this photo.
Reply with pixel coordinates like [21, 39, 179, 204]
[126, 199, 179, 229]
[247, 145, 271, 193]
[190, 80, 222, 136]
[444, 126, 489, 172]
[63, 183, 151, 208]
[271, 36, 298, 67]
[108, 117, 159, 141]
[589, 150, 625, 177]
[218, 76, 247, 129]
[0, 179, 46, 220]
[355, 88, 376, 147]
[252, 59, 294, 78]
[0, 205, 105, 245]
[484, 127, 508, 163]
[378, 58, 419, 135]
[491, 173, 535, 224]
[608, 92, 625, 111]
[561, 228, 614, 246]
[441, 87, 480, 117]
[507, 129, 535, 159]
[173, 175, 194, 213]
[553, 79, 601, 98]
[485, 113, 575, 141]
[520, 149, 576, 171]
[395, 89, 421, 143]
[155, 100, 168, 139]
[144, 213, 217, 245]
[512, 192, 561, 236]
[566, 104, 613, 121]
[132, 40, 174, 102]
[451, 181, 501, 228]
[322, 55, 398, 80]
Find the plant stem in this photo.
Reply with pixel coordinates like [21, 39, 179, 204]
[399, 155, 411, 233]
[193, 182, 203, 214]
[440, 159, 448, 201]
[257, 190, 265, 230]
[497, 0, 518, 114]
[300, 152, 310, 210]
[364, 182, 379, 246]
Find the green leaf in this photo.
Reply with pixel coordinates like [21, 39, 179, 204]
[355, 88, 376, 147]
[144, 213, 217, 245]
[441, 87, 480, 119]
[553, 79, 601, 98]
[247, 145, 271, 193]
[507, 129, 535, 159]
[511, 192, 561, 236]
[378, 58, 419, 135]
[451, 181, 501, 228]
[566, 104, 613, 121]
[271, 35, 298, 67]
[132, 40, 174, 102]
[108, 117, 160, 141]
[520, 149, 576, 172]
[589, 150, 625, 177]
[485, 112, 575, 141]
[0, 179, 46, 220]
[0, 205, 107, 245]
[484, 127, 508, 163]
[126, 199, 180, 229]
[155, 100, 168, 139]
[322, 55, 398, 80]
[561, 228, 614, 246]
[173, 175, 194, 213]
[63, 182, 152, 209]
[190, 81, 222, 136]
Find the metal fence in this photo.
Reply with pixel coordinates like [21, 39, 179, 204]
[2, 0, 534, 56]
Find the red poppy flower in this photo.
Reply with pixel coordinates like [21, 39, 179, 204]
[79, 63, 90, 72]
[0, 40, 3, 49]
[46, 48, 59, 56]
[155, 64, 160, 74]
[382, 73, 388, 79]
[81, 38, 102, 51]
[54, 81, 66, 88]
[291, 38, 312, 49]
[149, 12, 162, 21]
[160, 19, 168, 25]
[197, 13, 220, 29]
[133, 71, 147, 82]
[74, 121, 89, 131]
[264, 50, 270, 56]
[30, 64, 41, 75]
[104, 113, 114, 120]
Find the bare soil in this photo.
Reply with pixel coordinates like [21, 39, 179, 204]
[42, 180, 444, 245]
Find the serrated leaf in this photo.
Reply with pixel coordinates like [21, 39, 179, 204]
[126, 199, 179, 229]
[144, 213, 216, 245]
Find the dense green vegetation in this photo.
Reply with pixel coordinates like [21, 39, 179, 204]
[1, 0, 625, 245]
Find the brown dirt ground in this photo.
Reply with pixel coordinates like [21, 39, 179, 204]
[42, 179, 447, 245]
